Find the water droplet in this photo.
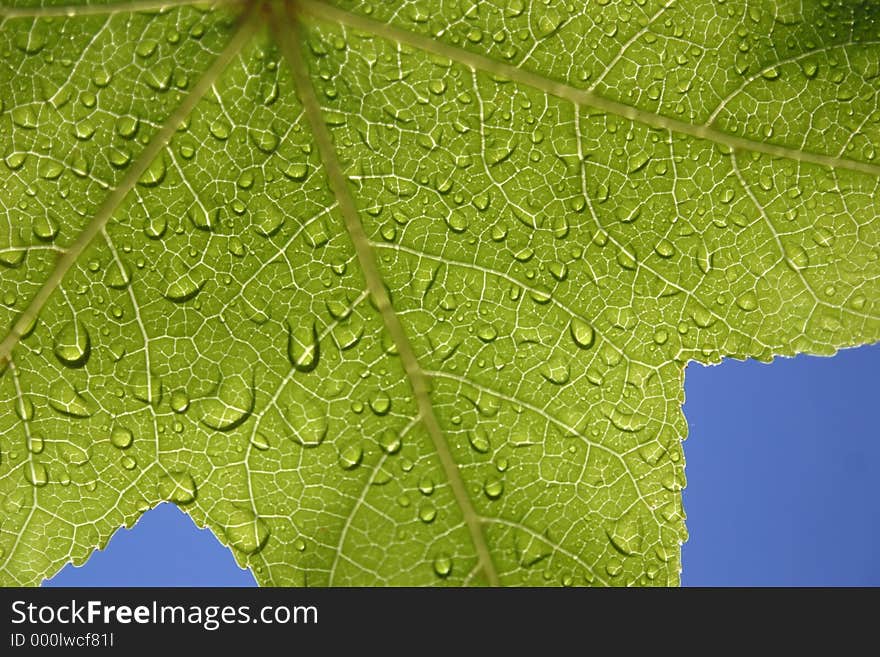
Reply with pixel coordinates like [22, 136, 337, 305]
[784, 244, 809, 270]
[74, 120, 96, 141]
[606, 406, 646, 432]
[282, 162, 309, 181]
[228, 236, 246, 257]
[287, 320, 320, 372]
[11, 106, 38, 129]
[570, 318, 595, 349]
[468, 428, 491, 454]
[129, 371, 162, 408]
[801, 60, 818, 78]
[476, 324, 498, 343]
[33, 215, 59, 242]
[369, 391, 391, 415]
[209, 120, 230, 140]
[445, 212, 468, 233]
[339, 444, 363, 470]
[735, 290, 758, 311]
[28, 435, 44, 454]
[164, 273, 204, 303]
[290, 405, 328, 447]
[418, 476, 435, 496]
[690, 303, 715, 328]
[540, 354, 570, 385]
[15, 395, 34, 421]
[432, 554, 452, 578]
[483, 476, 504, 500]
[696, 241, 713, 274]
[105, 261, 132, 289]
[379, 429, 401, 454]
[121, 455, 137, 470]
[110, 426, 133, 449]
[38, 159, 63, 180]
[418, 503, 437, 523]
[250, 431, 271, 451]
[158, 471, 197, 504]
[138, 155, 166, 187]
[116, 116, 139, 139]
[217, 502, 270, 554]
[250, 129, 278, 154]
[199, 374, 254, 432]
[654, 238, 675, 258]
[254, 208, 285, 237]
[606, 516, 641, 556]
[25, 462, 48, 487]
[812, 227, 835, 248]
[605, 558, 623, 577]
[170, 390, 190, 414]
[53, 320, 91, 368]
[653, 328, 668, 345]
[628, 152, 650, 173]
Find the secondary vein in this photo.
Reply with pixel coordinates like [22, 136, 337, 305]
[275, 2, 501, 586]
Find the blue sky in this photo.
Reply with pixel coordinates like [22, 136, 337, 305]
[46, 343, 880, 587]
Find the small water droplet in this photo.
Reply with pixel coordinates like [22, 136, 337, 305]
[282, 162, 309, 181]
[28, 435, 44, 454]
[209, 120, 231, 140]
[250, 432, 271, 451]
[418, 476, 435, 496]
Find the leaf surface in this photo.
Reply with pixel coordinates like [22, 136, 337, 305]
[1, 0, 878, 585]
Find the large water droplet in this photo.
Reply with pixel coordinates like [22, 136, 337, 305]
[468, 427, 491, 454]
[138, 155, 166, 187]
[290, 404, 328, 447]
[25, 461, 48, 487]
[432, 553, 452, 578]
[110, 426, 134, 449]
[540, 355, 570, 385]
[735, 290, 758, 312]
[158, 471, 197, 504]
[199, 374, 254, 432]
[287, 320, 320, 372]
[378, 429, 402, 454]
[218, 502, 270, 555]
[338, 444, 363, 470]
[570, 318, 595, 349]
[164, 272, 204, 303]
[105, 261, 132, 289]
[483, 476, 504, 500]
[53, 320, 91, 368]
[369, 391, 391, 416]
[33, 215, 59, 242]
[48, 381, 93, 418]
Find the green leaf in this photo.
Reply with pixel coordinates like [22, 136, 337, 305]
[1, 0, 878, 586]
